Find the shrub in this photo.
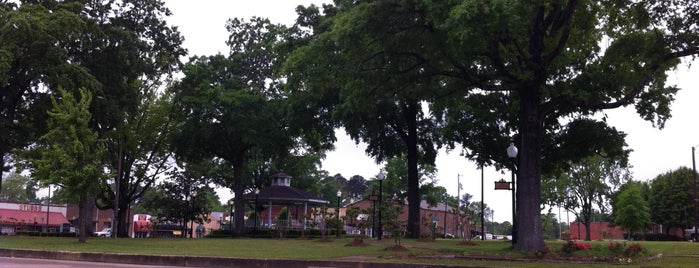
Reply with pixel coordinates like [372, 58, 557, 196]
[560, 240, 592, 255]
[607, 242, 648, 259]
[632, 233, 684, 241]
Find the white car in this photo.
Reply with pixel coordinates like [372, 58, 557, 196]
[94, 228, 111, 237]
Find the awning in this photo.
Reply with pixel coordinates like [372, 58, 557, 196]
[0, 208, 70, 226]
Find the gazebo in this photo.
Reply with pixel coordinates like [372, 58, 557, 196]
[241, 173, 328, 230]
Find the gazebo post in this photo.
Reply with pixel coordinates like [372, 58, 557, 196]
[303, 203, 308, 230]
[268, 201, 273, 228]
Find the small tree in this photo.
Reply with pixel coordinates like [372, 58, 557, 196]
[381, 200, 407, 249]
[21, 88, 109, 242]
[615, 183, 651, 237]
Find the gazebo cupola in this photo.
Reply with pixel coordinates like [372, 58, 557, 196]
[271, 173, 291, 187]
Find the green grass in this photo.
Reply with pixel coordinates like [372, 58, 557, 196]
[1, 236, 698, 267]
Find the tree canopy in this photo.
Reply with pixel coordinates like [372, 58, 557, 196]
[286, 0, 699, 251]
[648, 167, 696, 232]
[614, 181, 651, 235]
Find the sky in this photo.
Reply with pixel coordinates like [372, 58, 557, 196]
[164, 1, 699, 223]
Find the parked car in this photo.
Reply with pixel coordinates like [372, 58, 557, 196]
[474, 233, 494, 240]
[685, 227, 698, 241]
[94, 228, 111, 237]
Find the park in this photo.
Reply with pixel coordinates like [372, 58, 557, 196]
[2, 1, 699, 267]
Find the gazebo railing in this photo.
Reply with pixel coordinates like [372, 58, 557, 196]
[246, 219, 323, 230]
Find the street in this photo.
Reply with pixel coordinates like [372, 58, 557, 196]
[0, 257, 176, 268]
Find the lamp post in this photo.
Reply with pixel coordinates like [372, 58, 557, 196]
[254, 188, 260, 234]
[370, 190, 377, 238]
[507, 143, 518, 245]
[377, 170, 386, 240]
[693, 146, 698, 242]
[336, 190, 342, 238]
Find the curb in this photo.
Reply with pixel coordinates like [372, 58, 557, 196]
[0, 248, 468, 268]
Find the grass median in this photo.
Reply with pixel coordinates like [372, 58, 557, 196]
[1, 236, 698, 267]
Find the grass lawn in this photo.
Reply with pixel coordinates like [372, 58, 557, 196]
[1, 236, 698, 267]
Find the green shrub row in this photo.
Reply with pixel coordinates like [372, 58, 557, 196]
[631, 233, 685, 241]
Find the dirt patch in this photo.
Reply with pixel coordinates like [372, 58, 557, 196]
[345, 238, 371, 247]
[384, 245, 409, 251]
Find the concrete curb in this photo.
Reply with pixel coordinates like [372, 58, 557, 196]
[0, 248, 464, 268]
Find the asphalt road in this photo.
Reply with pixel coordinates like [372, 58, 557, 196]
[0, 257, 176, 268]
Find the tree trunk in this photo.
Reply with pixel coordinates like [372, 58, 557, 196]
[514, 86, 546, 251]
[406, 105, 421, 238]
[0, 150, 5, 195]
[118, 199, 130, 237]
[77, 195, 95, 243]
[232, 157, 247, 236]
[584, 221, 592, 241]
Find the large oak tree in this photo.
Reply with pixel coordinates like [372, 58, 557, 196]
[287, 0, 699, 251]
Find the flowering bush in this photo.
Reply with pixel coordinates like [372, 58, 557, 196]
[560, 241, 593, 255]
[607, 242, 647, 258]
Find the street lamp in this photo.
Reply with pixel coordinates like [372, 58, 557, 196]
[507, 143, 518, 245]
[336, 190, 342, 238]
[377, 170, 386, 241]
[254, 188, 260, 234]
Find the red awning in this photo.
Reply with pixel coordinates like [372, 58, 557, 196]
[0, 208, 70, 226]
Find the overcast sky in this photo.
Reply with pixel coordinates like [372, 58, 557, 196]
[165, 1, 699, 223]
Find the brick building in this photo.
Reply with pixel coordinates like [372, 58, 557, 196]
[346, 199, 464, 238]
[568, 222, 626, 240]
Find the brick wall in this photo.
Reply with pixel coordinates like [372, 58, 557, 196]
[568, 222, 625, 240]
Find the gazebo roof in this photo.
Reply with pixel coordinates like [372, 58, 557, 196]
[241, 185, 329, 205]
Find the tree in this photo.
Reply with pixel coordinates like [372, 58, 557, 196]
[75, 0, 184, 238]
[96, 91, 177, 237]
[287, 0, 699, 251]
[648, 167, 695, 233]
[170, 17, 313, 236]
[284, 2, 443, 238]
[0, 1, 98, 194]
[22, 88, 108, 242]
[615, 182, 651, 236]
[0, 172, 38, 203]
[346, 175, 368, 200]
[1, 0, 184, 238]
[559, 154, 629, 241]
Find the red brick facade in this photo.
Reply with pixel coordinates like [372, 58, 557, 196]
[568, 222, 626, 240]
[346, 199, 464, 237]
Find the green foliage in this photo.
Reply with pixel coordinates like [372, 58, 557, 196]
[284, 0, 699, 251]
[381, 199, 406, 246]
[648, 167, 695, 231]
[614, 182, 651, 235]
[27, 88, 106, 198]
[0, 172, 39, 203]
[606, 242, 648, 260]
[557, 154, 629, 240]
[20, 88, 108, 242]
